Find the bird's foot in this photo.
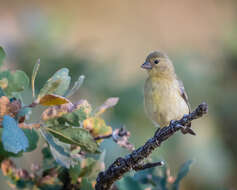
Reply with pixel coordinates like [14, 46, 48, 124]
[169, 120, 176, 126]
[169, 120, 178, 132]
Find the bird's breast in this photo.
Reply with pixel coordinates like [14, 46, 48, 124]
[144, 77, 189, 127]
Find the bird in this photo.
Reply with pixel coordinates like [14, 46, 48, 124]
[141, 51, 195, 135]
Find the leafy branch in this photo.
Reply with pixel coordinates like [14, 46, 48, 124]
[95, 102, 208, 190]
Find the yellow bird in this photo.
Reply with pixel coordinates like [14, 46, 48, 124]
[141, 51, 195, 135]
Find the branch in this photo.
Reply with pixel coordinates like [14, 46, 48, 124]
[95, 102, 208, 190]
[133, 161, 165, 171]
[94, 134, 112, 141]
[94, 127, 135, 151]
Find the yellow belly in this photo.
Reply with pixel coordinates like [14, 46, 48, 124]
[144, 77, 189, 127]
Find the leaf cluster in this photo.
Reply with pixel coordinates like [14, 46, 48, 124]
[0, 46, 118, 189]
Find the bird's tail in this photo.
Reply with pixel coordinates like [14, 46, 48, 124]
[181, 123, 196, 135]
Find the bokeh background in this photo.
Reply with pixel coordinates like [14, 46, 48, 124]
[0, 0, 237, 189]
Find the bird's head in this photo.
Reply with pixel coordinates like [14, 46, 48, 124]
[141, 51, 175, 78]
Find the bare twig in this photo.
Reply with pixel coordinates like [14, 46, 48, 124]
[94, 127, 135, 151]
[133, 161, 165, 171]
[94, 134, 112, 141]
[112, 127, 134, 151]
[95, 102, 208, 190]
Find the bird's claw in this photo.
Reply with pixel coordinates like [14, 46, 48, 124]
[169, 120, 176, 126]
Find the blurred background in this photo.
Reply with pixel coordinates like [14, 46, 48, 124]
[0, 0, 237, 189]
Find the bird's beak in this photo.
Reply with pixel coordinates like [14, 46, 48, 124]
[141, 62, 152, 69]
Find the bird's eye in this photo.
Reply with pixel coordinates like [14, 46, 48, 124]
[154, 59, 159, 64]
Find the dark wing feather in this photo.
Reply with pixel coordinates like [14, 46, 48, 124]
[178, 79, 191, 113]
[177, 79, 195, 135]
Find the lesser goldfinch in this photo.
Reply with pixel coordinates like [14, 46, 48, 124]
[141, 51, 195, 135]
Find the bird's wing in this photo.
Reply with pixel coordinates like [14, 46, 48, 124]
[177, 79, 196, 135]
[178, 79, 191, 113]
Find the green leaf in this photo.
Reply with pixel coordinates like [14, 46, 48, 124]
[69, 164, 81, 184]
[37, 79, 61, 100]
[159, 165, 168, 190]
[70, 157, 103, 186]
[46, 126, 99, 153]
[0, 70, 11, 83]
[40, 128, 77, 168]
[79, 158, 97, 178]
[32, 59, 40, 98]
[37, 68, 71, 100]
[2, 115, 29, 154]
[86, 151, 106, 179]
[49, 143, 75, 169]
[10, 70, 29, 91]
[41, 147, 57, 170]
[133, 165, 168, 189]
[80, 178, 94, 190]
[134, 168, 156, 185]
[5, 70, 29, 95]
[42, 146, 53, 160]
[70, 152, 105, 183]
[172, 160, 193, 190]
[66, 75, 85, 98]
[0, 46, 6, 67]
[52, 68, 71, 96]
[23, 129, 39, 152]
[116, 176, 143, 190]
[0, 129, 22, 162]
[60, 108, 88, 126]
